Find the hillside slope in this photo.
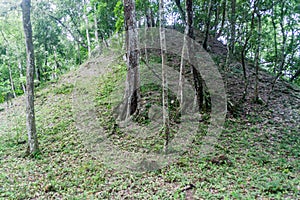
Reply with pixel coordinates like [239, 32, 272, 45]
[0, 45, 299, 199]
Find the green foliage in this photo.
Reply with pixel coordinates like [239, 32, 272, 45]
[0, 54, 299, 198]
[114, 0, 124, 32]
[0, 0, 299, 198]
[53, 84, 74, 95]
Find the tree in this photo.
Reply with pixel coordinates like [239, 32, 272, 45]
[83, 0, 91, 58]
[254, 3, 262, 102]
[21, 0, 39, 155]
[203, 0, 213, 50]
[122, 0, 140, 120]
[159, 0, 170, 152]
[229, 0, 236, 56]
[240, 0, 257, 100]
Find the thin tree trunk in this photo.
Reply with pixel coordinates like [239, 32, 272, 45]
[192, 67, 203, 111]
[216, 0, 226, 38]
[213, 0, 219, 32]
[241, 1, 257, 101]
[21, 0, 39, 155]
[8, 64, 17, 98]
[173, 0, 186, 23]
[146, 7, 152, 27]
[83, 0, 91, 58]
[18, 59, 26, 94]
[179, 0, 193, 106]
[77, 42, 81, 64]
[254, 11, 261, 102]
[48, 14, 87, 49]
[53, 47, 59, 79]
[150, 9, 155, 27]
[291, 68, 300, 82]
[278, 2, 286, 75]
[267, 2, 287, 105]
[229, 0, 236, 55]
[203, 0, 213, 50]
[35, 62, 41, 82]
[271, 2, 278, 74]
[159, 0, 170, 153]
[186, 0, 203, 111]
[93, 3, 100, 47]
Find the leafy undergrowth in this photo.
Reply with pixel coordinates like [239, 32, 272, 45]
[0, 52, 299, 199]
[94, 58, 299, 199]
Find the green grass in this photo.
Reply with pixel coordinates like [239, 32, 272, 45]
[0, 58, 299, 199]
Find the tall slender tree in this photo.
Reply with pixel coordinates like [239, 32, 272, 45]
[159, 0, 170, 152]
[254, 5, 262, 102]
[83, 0, 91, 58]
[203, 0, 213, 50]
[241, 0, 257, 101]
[21, 0, 39, 155]
[229, 0, 236, 56]
[123, 0, 140, 120]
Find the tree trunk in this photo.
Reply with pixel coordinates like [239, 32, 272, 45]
[83, 0, 91, 58]
[179, 0, 193, 106]
[291, 68, 300, 82]
[241, 0, 257, 101]
[213, 0, 219, 32]
[123, 0, 141, 120]
[18, 59, 26, 94]
[278, 2, 286, 75]
[53, 47, 59, 80]
[35, 62, 41, 83]
[267, 2, 287, 104]
[229, 0, 236, 55]
[77, 42, 81, 64]
[184, 0, 203, 112]
[254, 10, 261, 102]
[271, 2, 278, 74]
[146, 9, 152, 27]
[216, 0, 226, 38]
[93, 3, 100, 47]
[159, 0, 170, 153]
[203, 0, 213, 50]
[21, 0, 39, 155]
[173, 0, 186, 23]
[8, 64, 17, 98]
[150, 8, 155, 27]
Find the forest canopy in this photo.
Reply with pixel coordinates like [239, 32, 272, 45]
[0, 0, 299, 103]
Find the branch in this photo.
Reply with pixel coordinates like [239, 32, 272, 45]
[47, 14, 87, 49]
[291, 68, 300, 82]
[173, 0, 186, 23]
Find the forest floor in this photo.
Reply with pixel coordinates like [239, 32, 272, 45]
[0, 43, 299, 199]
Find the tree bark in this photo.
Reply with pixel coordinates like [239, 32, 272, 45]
[241, 0, 257, 101]
[229, 0, 236, 55]
[216, 0, 226, 38]
[213, 0, 219, 32]
[173, 0, 186, 23]
[267, 2, 287, 104]
[159, 0, 170, 153]
[93, 3, 100, 47]
[83, 0, 91, 58]
[21, 0, 39, 155]
[8, 64, 16, 98]
[271, 2, 278, 74]
[254, 10, 261, 102]
[203, 0, 213, 50]
[123, 0, 141, 120]
[291, 68, 300, 82]
[18, 59, 26, 94]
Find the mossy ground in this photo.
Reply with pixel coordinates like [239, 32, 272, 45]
[0, 51, 299, 199]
